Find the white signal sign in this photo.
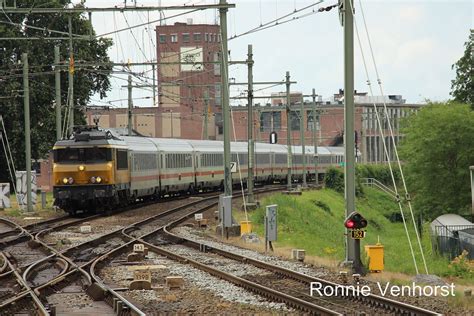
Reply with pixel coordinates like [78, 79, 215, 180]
[230, 162, 237, 173]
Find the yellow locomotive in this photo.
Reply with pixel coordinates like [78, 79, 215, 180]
[53, 126, 130, 214]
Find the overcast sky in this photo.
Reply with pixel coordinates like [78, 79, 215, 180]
[84, 0, 473, 107]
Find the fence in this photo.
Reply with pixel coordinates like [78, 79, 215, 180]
[361, 177, 397, 199]
[431, 225, 474, 260]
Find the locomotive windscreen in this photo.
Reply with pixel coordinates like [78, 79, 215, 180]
[54, 147, 112, 163]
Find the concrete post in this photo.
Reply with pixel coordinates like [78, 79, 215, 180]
[220, 0, 232, 196]
[128, 74, 133, 136]
[343, 0, 357, 266]
[285, 71, 292, 191]
[203, 89, 209, 140]
[247, 44, 255, 204]
[312, 89, 318, 185]
[68, 15, 74, 136]
[300, 96, 306, 187]
[54, 46, 61, 140]
[22, 53, 33, 212]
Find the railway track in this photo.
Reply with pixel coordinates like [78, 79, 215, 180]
[0, 189, 245, 315]
[0, 185, 440, 315]
[87, 186, 343, 315]
[146, 194, 441, 316]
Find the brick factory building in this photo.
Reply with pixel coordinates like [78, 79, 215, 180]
[85, 96, 421, 164]
[156, 21, 222, 139]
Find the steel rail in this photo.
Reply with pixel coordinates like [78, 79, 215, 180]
[23, 257, 69, 287]
[28, 194, 224, 315]
[161, 208, 441, 316]
[128, 187, 345, 315]
[0, 252, 50, 315]
[0, 185, 284, 314]
[141, 241, 340, 316]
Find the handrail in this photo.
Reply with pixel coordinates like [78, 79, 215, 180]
[361, 177, 397, 199]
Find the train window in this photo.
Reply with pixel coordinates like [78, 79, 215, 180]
[85, 147, 112, 162]
[54, 148, 112, 163]
[117, 150, 128, 170]
[54, 148, 79, 162]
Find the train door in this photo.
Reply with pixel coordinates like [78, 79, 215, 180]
[193, 151, 198, 189]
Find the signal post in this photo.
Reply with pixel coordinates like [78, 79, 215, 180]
[344, 212, 368, 274]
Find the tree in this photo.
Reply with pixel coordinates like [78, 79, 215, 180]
[400, 102, 474, 220]
[0, 0, 112, 184]
[450, 30, 473, 109]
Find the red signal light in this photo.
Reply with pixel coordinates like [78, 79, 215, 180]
[344, 212, 368, 230]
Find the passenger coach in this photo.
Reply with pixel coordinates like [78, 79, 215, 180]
[52, 126, 351, 214]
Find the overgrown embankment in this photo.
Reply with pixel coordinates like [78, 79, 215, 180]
[247, 188, 473, 282]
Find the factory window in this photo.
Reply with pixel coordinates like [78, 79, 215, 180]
[117, 150, 128, 170]
[307, 110, 319, 131]
[193, 33, 201, 42]
[217, 34, 221, 42]
[258, 111, 282, 132]
[170, 34, 178, 43]
[290, 111, 300, 131]
[182, 33, 190, 43]
[214, 84, 221, 105]
[260, 112, 271, 132]
[159, 35, 166, 43]
[214, 53, 221, 76]
[204, 33, 209, 42]
[273, 112, 281, 131]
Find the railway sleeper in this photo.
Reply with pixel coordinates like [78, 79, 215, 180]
[86, 282, 106, 300]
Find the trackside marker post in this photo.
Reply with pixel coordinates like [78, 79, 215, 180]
[265, 204, 277, 253]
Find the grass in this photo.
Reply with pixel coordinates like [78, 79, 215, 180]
[239, 188, 473, 284]
[2, 191, 57, 218]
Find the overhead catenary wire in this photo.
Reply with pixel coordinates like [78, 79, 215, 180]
[0, 115, 19, 204]
[229, 0, 325, 40]
[230, 107, 249, 222]
[349, 0, 419, 274]
[357, 0, 428, 274]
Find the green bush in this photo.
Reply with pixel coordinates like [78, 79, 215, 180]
[324, 167, 364, 197]
[356, 164, 401, 186]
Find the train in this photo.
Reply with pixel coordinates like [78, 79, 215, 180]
[52, 126, 347, 215]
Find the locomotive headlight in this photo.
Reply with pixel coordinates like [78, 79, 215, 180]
[78, 165, 85, 171]
[96, 176, 102, 184]
[62, 177, 68, 184]
[90, 176, 96, 184]
[67, 177, 74, 184]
